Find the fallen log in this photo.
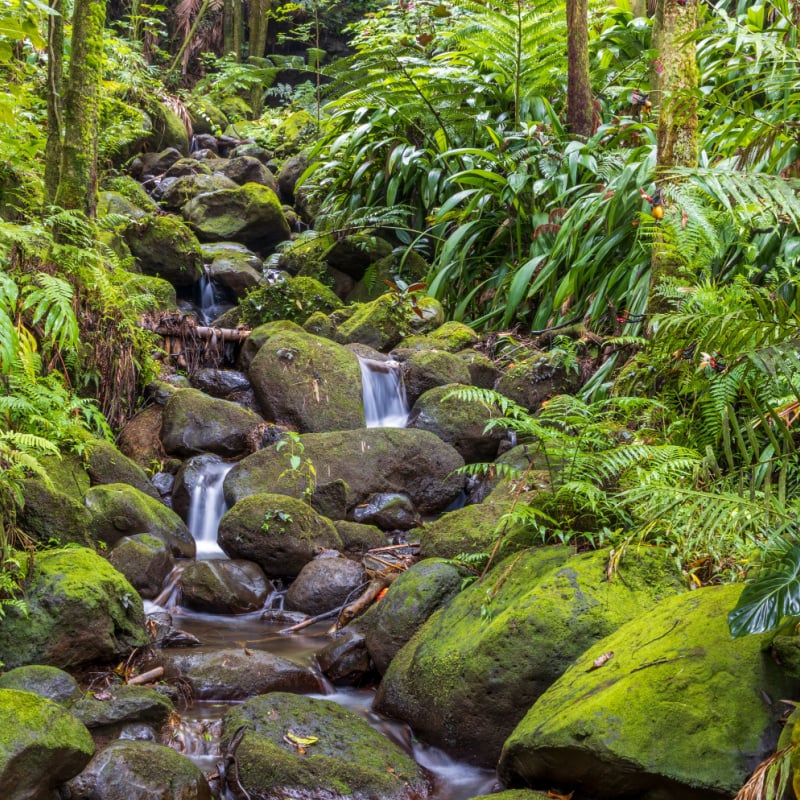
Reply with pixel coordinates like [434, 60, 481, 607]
[140, 317, 252, 342]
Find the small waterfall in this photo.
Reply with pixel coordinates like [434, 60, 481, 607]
[358, 357, 409, 428]
[186, 457, 235, 558]
[195, 272, 233, 325]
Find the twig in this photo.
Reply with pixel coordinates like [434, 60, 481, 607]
[127, 666, 164, 686]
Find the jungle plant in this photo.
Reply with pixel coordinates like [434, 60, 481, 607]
[276, 431, 317, 499]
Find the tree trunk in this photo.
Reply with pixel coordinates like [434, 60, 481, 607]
[566, 0, 593, 138]
[224, 0, 243, 59]
[248, 0, 270, 114]
[649, 0, 698, 299]
[54, 0, 106, 215]
[44, 0, 63, 205]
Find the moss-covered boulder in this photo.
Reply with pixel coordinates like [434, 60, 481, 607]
[149, 102, 190, 155]
[496, 352, 582, 411]
[407, 383, 506, 463]
[374, 546, 684, 767]
[0, 665, 82, 705]
[117, 405, 166, 470]
[0, 688, 94, 798]
[0, 547, 148, 670]
[398, 320, 481, 352]
[107, 533, 176, 599]
[457, 349, 502, 389]
[237, 319, 305, 371]
[248, 330, 365, 432]
[334, 520, 387, 555]
[277, 153, 309, 204]
[362, 558, 463, 674]
[71, 685, 174, 731]
[158, 172, 239, 211]
[85, 439, 159, 498]
[160, 387, 264, 457]
[336, 294, 411, 351]
[498, 584, 795, 800]
[324, 232, 394, 281]
[115, 273, 177, 312]
[124, 214, 204, 287]
[85, 483, 195, 558]
[396, 348, 472, 406]
[202, 241, 264, 299]
[221, 692, 430, 800]
[220, 155, 279, 192]
[97, 190, 148, 221]
[181, 182, 291, 250]
[239, 275, 342, 327]
[17, 478, 94, 547]
[218, 493, 342, 578]
[224, 428, 465, 514]
[65, 740, 210, 800]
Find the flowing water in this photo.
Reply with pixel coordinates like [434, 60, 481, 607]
[359, 357, 409, 428]
[195, 272, 234, 325]
[186, 456, 234, 559]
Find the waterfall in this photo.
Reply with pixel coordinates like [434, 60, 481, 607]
[186, 457, 235, 558]
[195, 272, 233, 325]
[358, 357, 409, 428]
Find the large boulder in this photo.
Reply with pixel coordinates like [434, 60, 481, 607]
[0, 547, 148, 670]
[124, 214, 204, 287]
[248, 330, 365, 432]
[224, 428, 466, 515]
[218, 493, 342, 579]
[181, 182, 291, 250]
[374, 546, 684, 767]
[398, 320, 481, 352]
[220, 155, 279, 192]
[158, 171, 238, 211]
[407, 383, 506, 463]
[221, 692, 430, 800]
[498, 584, 796, 800]
[117, 405, 166, 469]
[237, 319, 305, 372]
[495, 352, 582, 412]
[17, 478, 94, 547]
[203, 241, 264, 298]
[85, 439, 160, 499]
[179, 558, 272, 613]
[84, 483, 195, 558]
[239, 275, 343, 327]
[0, 665, 82, 705]
[0, 688, 94, 799]
[397, 349, 472, 406]
[160, 387, 264, 458]
[336, 294, 411, 351]
[160, 649, 323, 700]
[65, 740, 210, 800]
[71, 685, 174, 731]
[107, 533, 176, 599]
[285, 556, 367, 616]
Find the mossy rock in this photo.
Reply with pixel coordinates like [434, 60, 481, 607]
[188, 99, 229, 135]
[65, 740, 211, 800]
[114, 273, 177, 312]
[0, 547, 148, 670]
[218, 493, 342, 578]
[239, 275, 342, 327]
[160, 387, 264, 458]
[0, 665, 82, 705]
[117, 405, 166, 470]
[303, 310, 337, 339]
[496, 353, 582, 411]
[149, 101, 190, 155]
[398, 321, 481, 352]
[181, 182, 291, 251]
[85, 483, 195, 558]
[85, 439, 159, 499]
[375, 546, 684, 767]
[396, 348, 472, 406]
[275, 233, 334, 277]
[248, 329, 365, 432]
[102, 175, 159, 211]
[237, 319, 305, 371]
[97, 190, 148, 222]
[336, 294, 413, 352]
[107, 533, 176, 599]
[17, 477, 94, 547]
[158, 172, 239, 211]
[363, 558, 463, 674]
[457, 349, 501, 389]
[72, 685, 174, 730]
[224, 428, 465, 515]
[222, 692, 430, 800]
[324, 232, 394, 281]
[498, 584, 796, 800]
[124, 213, 204, 287]
[0, 688, 94, 797]
[333, 520, 387, 555]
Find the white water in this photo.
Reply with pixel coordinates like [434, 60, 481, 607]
[186, 458, 234, 558]
[359, 357, 409, 428]
[196, 273, 233, 325]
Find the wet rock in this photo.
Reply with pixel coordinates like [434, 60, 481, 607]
[218, 493, 342, 579]
[158, 172, 239, 212]
[203, 242, 265, 298]
[230, 142, 272, 163]
[336, 294, 410, 351]
[237, 319, 305, 371]
[0, 688, 94, 798]
[224, 428, 466, 515]
[161, 387, 264, 458]
[407, 383, 506, 463]
[189, 368, 252, 398]
[334, 519, 387, 555]
[352, 492, 420, 531]
[249, 329, 365, 432]
[277, 153, 308, 204]
[457, 350, 501, 389]
[398, 320, 481, 352]
[85, 439, 160, 499]
[146, 611, 201, 649]
[160, 649, 322, 700]
[179, 558, 272, 614]
[375, 547, 684, 768]
[498, 584, 794, 800]
[65, 740, 210, 800]
[17, 477, 94, 547]
[164, 157, 213, 177]
[362, 559, 463, 675]
[107, 533, 176, 599]
[0, 547, 148, 670]
[72, 685, 174, 730]
[221, 692, 430, 800]
[316, 629, 375, 685]
[220, 155, 279, 192]
[325, 231, 393, 281]
[117, 405, 166, 470]
[181, 182, 291, 251]
[285, 555, 367, 616]
[309, 479, 349, 520]
[0, 665, 82, 705]
[395, 348, 472, 406]
[130, 147, 183, 181]
[124, 214, 204, 287]
[85, 483, 195, 558]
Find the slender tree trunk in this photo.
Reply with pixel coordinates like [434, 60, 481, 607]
[566, 0, 593, 138]
[649, 0, 698, 298]
[44, 0, 63, 205]
[248, 0, 271, 115]
[224, 0, 243, 59]
[54, 0, 106, 215]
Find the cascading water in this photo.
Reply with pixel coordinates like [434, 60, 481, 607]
[186, 456, 234, 558]
[359, 357, 409, 428]
[195, 271, 233, 325]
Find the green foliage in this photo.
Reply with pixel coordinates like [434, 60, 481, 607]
[276, 431, 316, 499]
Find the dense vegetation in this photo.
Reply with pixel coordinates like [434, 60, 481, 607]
[2, 0, 800, 695]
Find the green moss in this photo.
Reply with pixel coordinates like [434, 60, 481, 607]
[399, 320, 481, 352]
[336, 294, 410, 351]
[240, 275, 342, 327]
[114, 273, 177, 312]
[124, 214, 203, 287]
[102, 176, 158, 212]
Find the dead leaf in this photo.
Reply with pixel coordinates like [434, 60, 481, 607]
[586, 651, 614, 672]
[547, 791, 574, 800]
[92, 690, 115, 701]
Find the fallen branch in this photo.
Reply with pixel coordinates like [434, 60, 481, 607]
[335, 574, 399, 630]
[140, 316, 251, 342]
[127, 666, 164, 686]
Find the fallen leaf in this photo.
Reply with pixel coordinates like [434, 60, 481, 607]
[92, 690, 114, 701]
[547, 791, 574, 800]
[286, 730, 319, 747]
[586, 651, 614, 672]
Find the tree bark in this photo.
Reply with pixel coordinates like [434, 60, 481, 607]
[566, 0, 594, 138]
[54, 0, 106, 215]
[649, 0, 698, 299]
[44, 0, 63, 205]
